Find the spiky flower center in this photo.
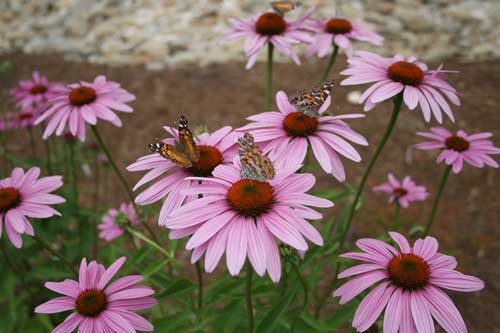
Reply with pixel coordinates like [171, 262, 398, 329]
[0, 187, 21, 213]
[30, 85, 47, 95]
[255, 13, 287, 36]
[388, 253, 430, 290]
[227, 179, 275, 217]
[69, 86, 97, 106]
[325, 18, 353, 34]
[188, 145, 223, 177]
[76, 289, 107, 317]
[393, 187, 408, 198]
[445, 135, 470, 152]
[283, 112, 318, 137]
[388, 61, 424, 87]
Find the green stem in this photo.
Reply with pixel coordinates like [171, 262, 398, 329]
[67, 142, 79, 212]
[43, 139, 53, 174]
[92, 157, 100, 259]
[32, 235, 77, 276]
[390, 203, 401, 230]
[265, 42, 274, 112]
[315, 93, 404, 318]
[27, 126, 36, 158]
[195, 261, 204, 317]
[291, 263, 308, 332]
[320, 44, 339, 84]
[423, 165, 451, 236]
[125, 226, 171, 260]
[245, 264, 254, 333]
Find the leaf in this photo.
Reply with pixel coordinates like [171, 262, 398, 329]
[157, 279, 195, 300]
[256, 285, 299, 333]
[152, 312, 192, 331]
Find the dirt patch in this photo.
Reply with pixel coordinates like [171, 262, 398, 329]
[1, 53, 499, 332]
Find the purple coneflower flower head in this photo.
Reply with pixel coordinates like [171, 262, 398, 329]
[128, 126, 237, 226]
[98, 203, 141, 242]
[238, 91, 368, 181]
[223, 8, 314, 69]
[333, 232, 484, 332]
[7, 109, 39, 129]
[35, 257, 157, 333]
[373, 173, 429, 208]
[0, 167, 65, 248]
[305, 18, 383, 58]
[415, 127, 500, 174]
[341, 51, 460, 123]
[10, 71, 61, 113]
[164, 143, 333, 282]
[35, 75, 135, 142]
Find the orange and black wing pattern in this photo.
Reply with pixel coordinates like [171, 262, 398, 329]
[238, 133, 275, 181]
[289, 79, 334, 117]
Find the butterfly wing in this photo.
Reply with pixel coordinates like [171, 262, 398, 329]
[148, 142, 193, 168]
[238, 133, 275, 181]
[271, 1, 300, 15]
[290, 80, 334, 117]
[177, 116, 199, 162]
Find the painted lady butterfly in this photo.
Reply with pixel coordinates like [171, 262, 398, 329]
[289, 79, 334, 117]
[238, 133, 275, 182]
[149, 116, 200, 168]
[271, 1, 301, 15]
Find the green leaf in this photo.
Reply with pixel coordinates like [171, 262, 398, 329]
[157, 279, 195, 300]
[257, 285, 299, 333]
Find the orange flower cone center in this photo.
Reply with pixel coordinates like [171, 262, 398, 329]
[227, 179, 275, 217]
[393, 187, 408, 198]
[325, 18, 353, 34]
[445, 135, 469, 152]
[0, 187, 21, 213]
[30, 85, 47, 94]
[76, 289, 107, 317]
[256, 13, 287, 36]
[19, 112, 35, 121]
[388, 253, 430, 290]
[188, 145, 223, 177]
[283, 112, 318, 137]
[388, 61, 425, 86]
[69, 86, 97, 106]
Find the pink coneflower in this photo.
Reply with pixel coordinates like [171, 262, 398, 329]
[224, 8, 314, 69]
[128, 126, 237, 226]
[415, 127, 500, 173]
[305, 18, 383, 58]
[373, 173, 429, 208]
[0, 167, 65, 248]
[10, 71, 60, 113]
[237, 91, 367, 181]
[7, 109, 39, 129]
[341, 51, 460, 123]
[164, 145, 333, 282]
[98, 203, 141, 241]
[333, 232, 484, 332]
[35, 75, 135, 142]
[35, 257, 157, 332]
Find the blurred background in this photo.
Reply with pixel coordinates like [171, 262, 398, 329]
[1, 0, 499, 332]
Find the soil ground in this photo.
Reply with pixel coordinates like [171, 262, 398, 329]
[1, 53, 499, 332]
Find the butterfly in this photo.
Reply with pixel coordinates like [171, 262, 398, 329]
[271, 1, 301, 15]
[289, 80, 334, 117]
[149, 116, 199, 168]
[238, 133, 275, 182]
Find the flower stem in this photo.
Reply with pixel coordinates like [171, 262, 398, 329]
[291, 263, 308, 332]
[67, 142, 79, 212]
[265, 42, 274, 112]
[320, 44, 339, 84]
[125, 226, 171, 260]
[43, 138, 53, 174]
[32, 235, 77, 276]
[423, 165, 451, 236]
[391, 203, 401, 230]
[195, 261, 204, 318]
[314, 93, 404, 318]
[27, 126, 36, 158]
[245, 264, 254, 333]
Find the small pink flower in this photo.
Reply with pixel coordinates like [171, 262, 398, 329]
[128, 126, 237, 225]
[35, 75, 135, 142]
[373, 173, 429, 208]
[341, 51, 460, 123]
[35, 257, 157, 333]
[415, 127, 500, 173]
[333, 232, 484, 332]
[305, 18, 383, 58]
[10, 71, 61, 113]
[238, 91, 367, 181]
[0, 167, 65, 248]
[164, 158, 333, 282]
[7, 109, 39, 129]
[98, 203, 141, 241]
[224, 8, 314, 69]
